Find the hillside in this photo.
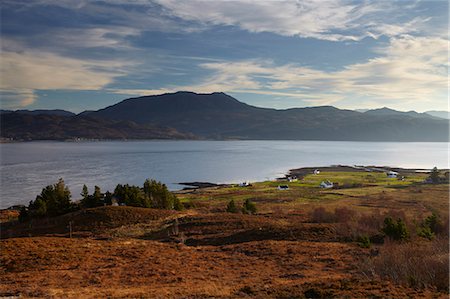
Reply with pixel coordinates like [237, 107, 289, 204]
[2, 92, 448, 141]
[1, 169, 448, 298]
[90, 92, 449, 141]
[0, 112, 196, 141]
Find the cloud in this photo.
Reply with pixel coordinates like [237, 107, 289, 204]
[153, 0, 431, 41]
[0, 90, 36, 109]
[130, 35, 445, 109]
[48, 27, 141, 49]
[0, 39, 134, 108]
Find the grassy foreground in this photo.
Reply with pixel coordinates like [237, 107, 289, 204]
[1, 167, 449, 298]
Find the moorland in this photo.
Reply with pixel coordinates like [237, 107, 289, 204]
[1, 166, 449, 298]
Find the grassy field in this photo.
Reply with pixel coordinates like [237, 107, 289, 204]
[1, 167, 448, 298]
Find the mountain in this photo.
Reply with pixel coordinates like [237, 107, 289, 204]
[1, 112, 195, 141]
[425, 110, 449, 120]
[0, 109, 75, 117]
[363, 107, 435, 119]
[86, 91, 448, 141]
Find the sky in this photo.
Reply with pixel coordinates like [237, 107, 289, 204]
[0, 0, 448, 113]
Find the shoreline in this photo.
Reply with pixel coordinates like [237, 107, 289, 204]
[1, 165, 443, 210]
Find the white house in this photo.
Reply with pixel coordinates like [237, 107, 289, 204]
[111, 197, 119, 206]
[288, 176, 298, 182]
[278, 185, 289, 190]
[320, 180, 333, 189]
[314, 169, 320, 175]
[239, 181, 250, 187]
[386, 171, 398, 178]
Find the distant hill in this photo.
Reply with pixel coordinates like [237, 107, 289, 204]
[425, 110, 449, 120]
[0, 109, 75, 117]
[363, 107, 436, 119]
[1, 112, 196, 141]
[2, 92, 448, 141]
[89, 92, 449, 141]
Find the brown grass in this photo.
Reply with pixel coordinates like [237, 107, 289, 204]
[360, 237, 449, 291]
[0, 181, 448, 298]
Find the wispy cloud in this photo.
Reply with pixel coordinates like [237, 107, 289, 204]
[1, 39, 134, 108]
[153, 0, 431, 41]
[113, 35, 445, 109]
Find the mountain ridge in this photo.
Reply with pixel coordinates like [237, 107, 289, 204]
[2, 92, 448, 141]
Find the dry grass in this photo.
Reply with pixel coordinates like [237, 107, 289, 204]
[360, 237, 449, 291]
[1, 172, 448, 298]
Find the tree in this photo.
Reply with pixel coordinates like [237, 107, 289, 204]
[114, 184, 148, 207]
[26, 178, 73, 218]
[226, 199, 238, 213]
[242, 199, 257, 215]
[418, 213, 444, 240]
[143, 179, 176, 209]
[382, 217, 409, 241]
[80, 184, 89, 200]
[81, 185, 104, 208]
[173, 196, 184, 211]
[104, 191, 113, 205]
[429, 167, 440, 184]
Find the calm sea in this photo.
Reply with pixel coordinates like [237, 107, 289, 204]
[0, 140, 448, 208]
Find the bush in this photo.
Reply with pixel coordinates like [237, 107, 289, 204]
[310, 207, 336, 223]
[357, 235, 371, 248]
[382, 217, 409, 241]
[360, 237, 449, 291]
[242, 199, 257, 214]
[334, 207, 357, 223]
[429, 167, 440, 183]
[418, 213, 445, 240]
[226, 199, 238, 213]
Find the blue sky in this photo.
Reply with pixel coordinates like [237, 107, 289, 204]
[1, 0, 448, 112]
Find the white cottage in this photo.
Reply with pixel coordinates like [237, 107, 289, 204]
[386, 171, 398, 178]
[288, 176, 298, 182]
[314, 169, 320, 175]
[320, 180, 333, 189]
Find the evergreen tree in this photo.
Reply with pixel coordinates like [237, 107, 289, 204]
[429, 167, 440, 183]
[242, 199, 257, 215]
[27, 178, 73, 217]
[81, 184, 89, 200]
[104, 191, 113, 205]
[226, 199, 238, 213]
[143, 179, 176, 209]
[173, 196, 184, 211]
[382, 217, 409, 241]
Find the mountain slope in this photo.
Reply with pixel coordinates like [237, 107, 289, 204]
[1, 113, 196, 141]
[364, 107, 436, 119]
[89, 92, 449, 141]
[0, 109, 75, 117]
[425, 110, 449, 120]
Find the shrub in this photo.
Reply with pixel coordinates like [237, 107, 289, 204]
[382, 217, 409, 241]
[429, 167, 440, 183]
[310, 207, 335, 223]
[334, 207, 356, 223]
[226, 199, 238, 213]
[242, 199, 257, 214]
[360, 237, 449, 291]
[418, 213, 446, 240]
[357, 235, 371, 248]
